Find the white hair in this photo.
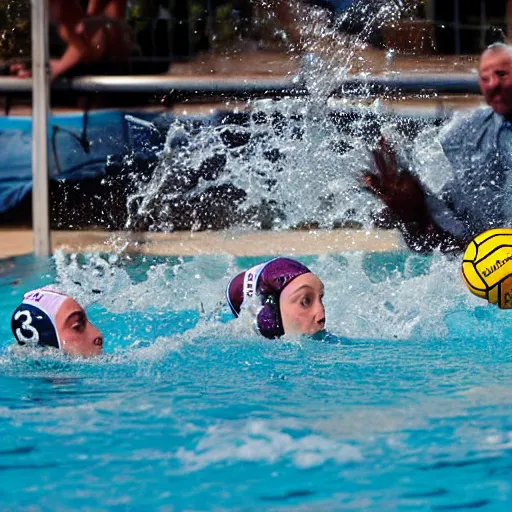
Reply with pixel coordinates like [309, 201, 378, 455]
[482, 42, 512, 58]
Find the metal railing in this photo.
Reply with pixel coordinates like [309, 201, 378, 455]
[0, 72, 481, 97]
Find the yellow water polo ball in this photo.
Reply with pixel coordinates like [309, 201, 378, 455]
[462, 228, 512, 308]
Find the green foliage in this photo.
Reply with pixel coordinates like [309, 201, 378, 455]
[0, 0, 31, 62]
[127, 0, 160, 19]
[213, 3, 236, 47]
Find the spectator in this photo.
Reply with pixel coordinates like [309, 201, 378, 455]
[11, 0, 131, 80]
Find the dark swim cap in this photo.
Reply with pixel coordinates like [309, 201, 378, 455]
[11, 288, 69, 349]
[226, 257, 311, 339]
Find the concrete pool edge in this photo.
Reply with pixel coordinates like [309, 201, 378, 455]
[0, 228, 404, 258]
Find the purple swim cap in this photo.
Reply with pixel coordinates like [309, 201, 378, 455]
[226, 257, 311, 338]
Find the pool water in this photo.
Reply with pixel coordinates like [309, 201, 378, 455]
[1, 250, 511, 510]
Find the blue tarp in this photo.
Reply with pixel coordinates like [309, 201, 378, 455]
[0, 110, 159, 214]
[0, 108, 233, 215]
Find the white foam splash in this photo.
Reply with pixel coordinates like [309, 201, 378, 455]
[41, 249, 483, 346]
[124, 0, 442, 233]
[176, 419, 363, 471]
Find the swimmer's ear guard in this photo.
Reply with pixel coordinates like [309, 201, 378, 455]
[11, 304, 60, 349]
[462, 228, 512, 308]
[257, 294, 284, 339]
[227, 278, 284, 339]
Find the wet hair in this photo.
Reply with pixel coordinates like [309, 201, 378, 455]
[11, 288, 69, 349]
[226, 257, 311, 339]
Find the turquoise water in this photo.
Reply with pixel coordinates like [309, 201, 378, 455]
[1, 251, 512, 510]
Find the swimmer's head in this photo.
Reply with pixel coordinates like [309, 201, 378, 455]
[11, 288, 103, 357]
[226, 257, 325, 338]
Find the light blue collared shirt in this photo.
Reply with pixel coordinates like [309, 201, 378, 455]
[424, 107, 512, 240]
[498, 117, 512, 171]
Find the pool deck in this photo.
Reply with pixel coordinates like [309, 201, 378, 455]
[0, 228, 404, 259]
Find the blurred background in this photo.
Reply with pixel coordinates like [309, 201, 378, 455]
[1, 0, 511, 74]
[0, 0, 511, 249]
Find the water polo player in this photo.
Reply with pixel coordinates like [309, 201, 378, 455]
[226, 257, 325, 338]
[11, 288, 103, 357]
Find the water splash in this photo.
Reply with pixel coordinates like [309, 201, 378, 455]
[36, 249, 489, 347]
[124, 0, 441, 233]
[176, 419, 363, 471]
[125, 98, 442, 233]
[2, 0, 475, 354]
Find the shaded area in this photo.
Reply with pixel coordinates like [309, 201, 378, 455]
[432, 500, 491, 510]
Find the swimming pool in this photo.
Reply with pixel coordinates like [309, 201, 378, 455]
[1, 250, 511, 510]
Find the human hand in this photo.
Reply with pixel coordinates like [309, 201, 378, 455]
[363, 137, 429, 225]
[10, 61, 63, 81]
[9, 63, 32, 78]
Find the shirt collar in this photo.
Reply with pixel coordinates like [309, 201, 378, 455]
[494, 112, 512, 130]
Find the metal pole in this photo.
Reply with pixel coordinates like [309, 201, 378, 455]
[454, 0, 461, 55]
[425, 0, 434, 21]
[480, 0, 486, 52]
[31, 0, 51, 256]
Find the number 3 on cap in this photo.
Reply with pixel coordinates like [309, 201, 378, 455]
[14, 310, 40, 344]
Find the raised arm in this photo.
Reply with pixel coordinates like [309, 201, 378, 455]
[363, 138, 466, 252]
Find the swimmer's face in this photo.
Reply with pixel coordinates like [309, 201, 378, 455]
[55, 298, 103, 357]
[479, 48, 512, 117]
[279, 273, 325, 336]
